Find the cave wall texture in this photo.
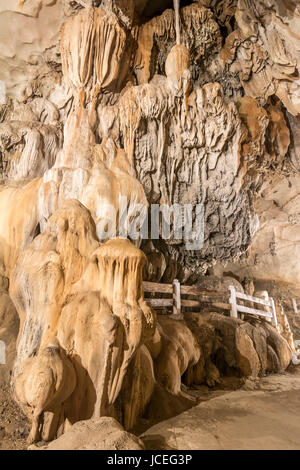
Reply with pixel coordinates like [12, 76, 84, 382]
[0, 0, 299, 445]
[1, 0, 300, 284]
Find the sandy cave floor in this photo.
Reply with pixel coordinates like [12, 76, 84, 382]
[141, 365, 300, 450]
[0, 384, 29, 450]
[1, 367, 300, 450]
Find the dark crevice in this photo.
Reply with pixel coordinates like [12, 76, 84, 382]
[138, 0, 195, 23]
[32, 223, 41, 241]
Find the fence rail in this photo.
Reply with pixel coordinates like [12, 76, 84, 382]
[144, 279, 230, 318]
[143, 280, 278, 327]
[228, 285, 278, 328]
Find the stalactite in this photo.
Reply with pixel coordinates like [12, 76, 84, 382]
[173, 0, 181, 45]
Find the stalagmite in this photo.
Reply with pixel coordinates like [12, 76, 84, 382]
[15, 339, 77, 444]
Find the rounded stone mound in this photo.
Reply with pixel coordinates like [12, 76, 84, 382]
[29, 417, 144, 450]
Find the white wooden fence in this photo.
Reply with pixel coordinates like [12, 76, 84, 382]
[144, 280, 279, 327]
[144, 279, 231, 318]
[229, 285, 279, 329]
[292, 340, 300, 365]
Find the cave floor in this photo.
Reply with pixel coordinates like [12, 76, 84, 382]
[0, 384, 29, 450]
[141, 365, 300, 450]
[1, 367, 300, 450]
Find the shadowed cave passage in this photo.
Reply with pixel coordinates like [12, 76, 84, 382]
[139, 0, 196, 21]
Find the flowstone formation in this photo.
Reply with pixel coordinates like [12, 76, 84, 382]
[0, 0, 298, 448]
[0, 0, 299, 282]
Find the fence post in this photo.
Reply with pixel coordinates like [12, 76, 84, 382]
[172, 279, 182, 318]
[270, 297, 279, 330]
[0, 340, 5, 365]
[292, 299, 298, 314]
[229, 285, 238, 318]
[261, 291, 272, 322]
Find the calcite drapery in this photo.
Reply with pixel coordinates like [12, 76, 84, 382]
[2, 4, 152, 441]
[1, 0, 300, 284]
[61, 7, 130, 97]
[12, 200, 155, 440]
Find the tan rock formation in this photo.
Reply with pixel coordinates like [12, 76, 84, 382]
[153, 316, 201, 397]
[55, 238, 155, 430]
[15, 339, 76, 444]
[30, 417, 144, 450]
[10, 199, 155, 440]
[0, 275, 19, 383]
